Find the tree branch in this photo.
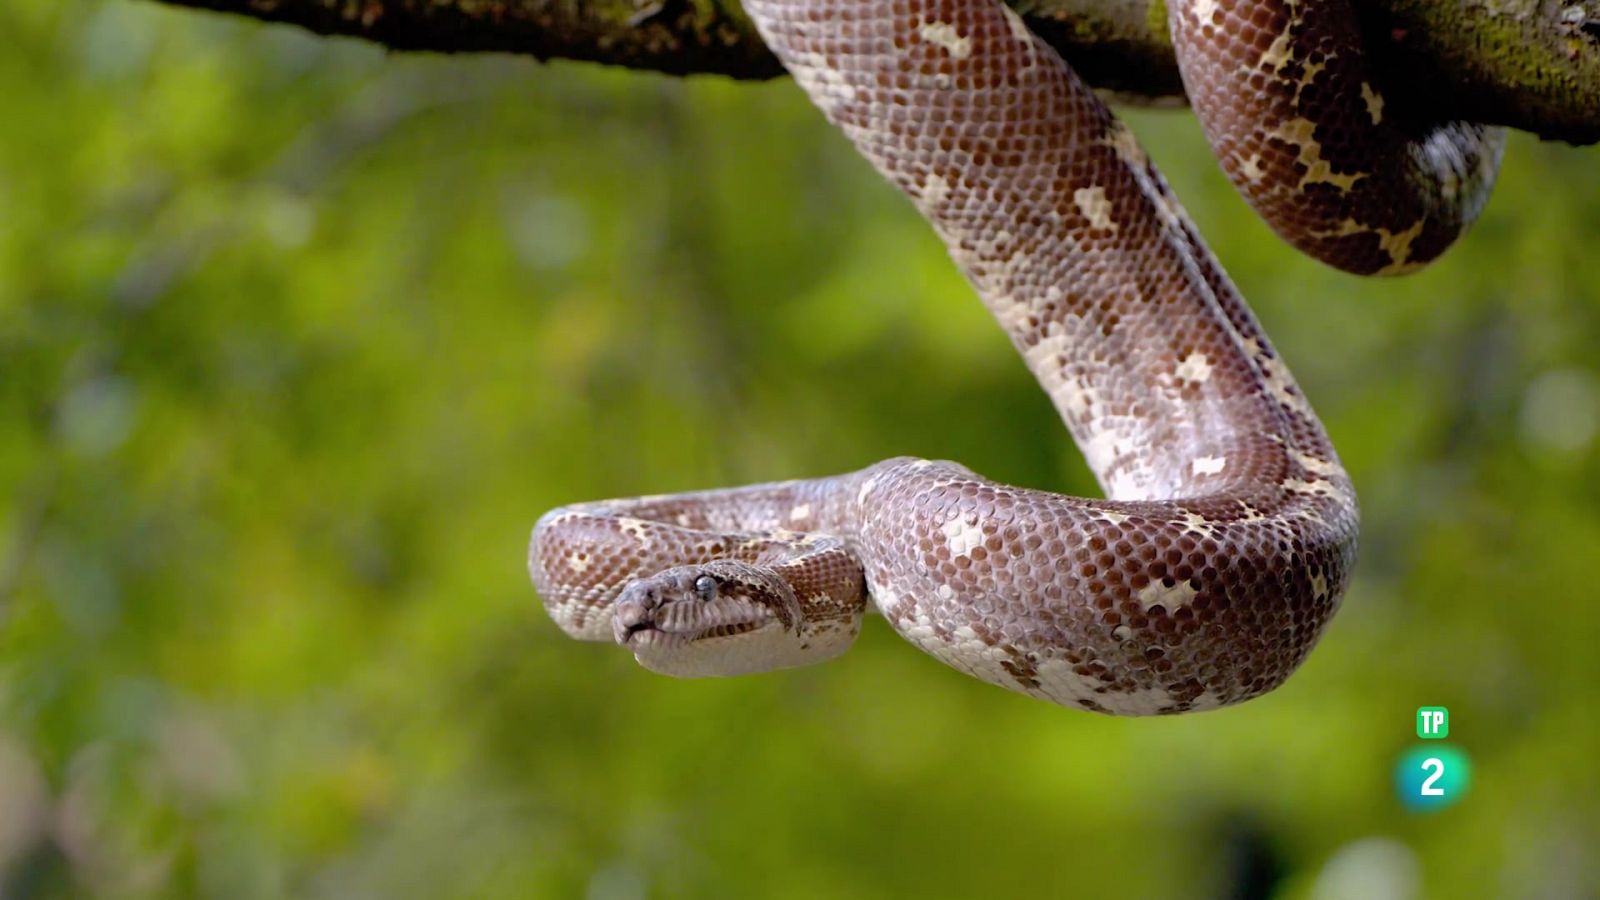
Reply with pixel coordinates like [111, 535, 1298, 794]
[143, 0, 1600, 143]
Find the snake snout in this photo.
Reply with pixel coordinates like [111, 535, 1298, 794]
[613, 580, 662, 644]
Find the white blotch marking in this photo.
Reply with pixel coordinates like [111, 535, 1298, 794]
[1293, 450, 1342, 477]
[1025, 328, 1098, 423]
[1259, 355, 1313, 415]
[919, 21, 971, 59]
[1044, 656, 1225, 713]
[1002, 5, 1035, 44]
[1306, 216, 1430, 274]
[1138, 579, 1199, 611]
[1376, 219, 1426, 271]
[617, 517, 654, 549]
[1029, 658, 1111, 707]
[1192, 455, 1228, 477]
[787, 56, 855, 115]
[1309, 218, 1367, 239]
[919, 173, 951, 211]
[1259, 30, 1294, 72]
[1311, 572, 1329, 599]
[1192, 0, 1218, 23]
[936, 583, 956, 601]
[1102, 123, 1148, 168]
[1175, 352, 1213, 385]
[566, 552, 590, 574]
[1274, 117, 1366, 192]
[856, 476, 877, 507]
[1082, 429, 1138, 490]
[941, 514, 984, 557]
[1073, 186, 1117, 231]
[1239, 153, 1266, 183]
[1176, 510, 1218, 537]
[1098, 683, 1182, 715]
[1153, 189, 1186, 232]
[1284, 478, 1339, 498]
[1293, 59, 1327, 95]
[1058, 378, 1093, 419]
[789, 503, 812, 522]
[1360, 82, 1385, 124]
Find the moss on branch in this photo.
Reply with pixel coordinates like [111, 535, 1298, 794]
[144, 0, 1600, 142]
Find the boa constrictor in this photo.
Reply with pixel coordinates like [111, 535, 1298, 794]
[528, 0, 1503, 714]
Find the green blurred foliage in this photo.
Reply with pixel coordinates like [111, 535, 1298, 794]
[2, 1, 1598, 897]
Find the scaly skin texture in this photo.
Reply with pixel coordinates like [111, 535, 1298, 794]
[530, 0, 1493, 714]
[1172, 0, 1502, 273]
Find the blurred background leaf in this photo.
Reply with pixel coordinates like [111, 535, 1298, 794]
[1, 1, 1596, 897]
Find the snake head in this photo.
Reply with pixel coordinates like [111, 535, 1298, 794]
[612, 561, 812, 677]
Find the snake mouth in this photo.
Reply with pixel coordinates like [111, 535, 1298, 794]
[621, 618, 765, 650]
[621, 622, 683, 650]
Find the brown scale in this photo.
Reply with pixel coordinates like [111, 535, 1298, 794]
[519, 0, 1474, 714]
[1170, 0, 1503, 274]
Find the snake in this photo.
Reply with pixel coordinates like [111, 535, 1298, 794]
[527, 0, 1504, 714]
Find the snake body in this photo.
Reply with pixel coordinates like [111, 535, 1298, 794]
[528, 0, 1500, 714]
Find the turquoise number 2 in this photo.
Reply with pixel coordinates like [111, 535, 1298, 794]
[1396, 746, 1468, 811]
[1419, 758, 1445, 796]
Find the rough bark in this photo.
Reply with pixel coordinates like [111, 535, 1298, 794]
[145, 0, 1600, 143]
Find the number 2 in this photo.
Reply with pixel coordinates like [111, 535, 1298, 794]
[1420, 757, 1445, 796]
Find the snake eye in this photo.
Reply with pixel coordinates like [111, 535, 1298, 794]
[693, 575, 717, 601]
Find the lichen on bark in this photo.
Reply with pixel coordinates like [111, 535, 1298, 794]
[145, 0, 1600, 143]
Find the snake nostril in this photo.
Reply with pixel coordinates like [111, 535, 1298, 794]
[616, 579, 663, 614]
[613, 600, 657, 644]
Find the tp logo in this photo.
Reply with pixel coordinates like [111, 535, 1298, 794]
[1416, 706, 1448, 739]
[1396, 707, 1467, 811]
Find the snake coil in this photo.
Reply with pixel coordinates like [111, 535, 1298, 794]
[527, 0, 1501, 714]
